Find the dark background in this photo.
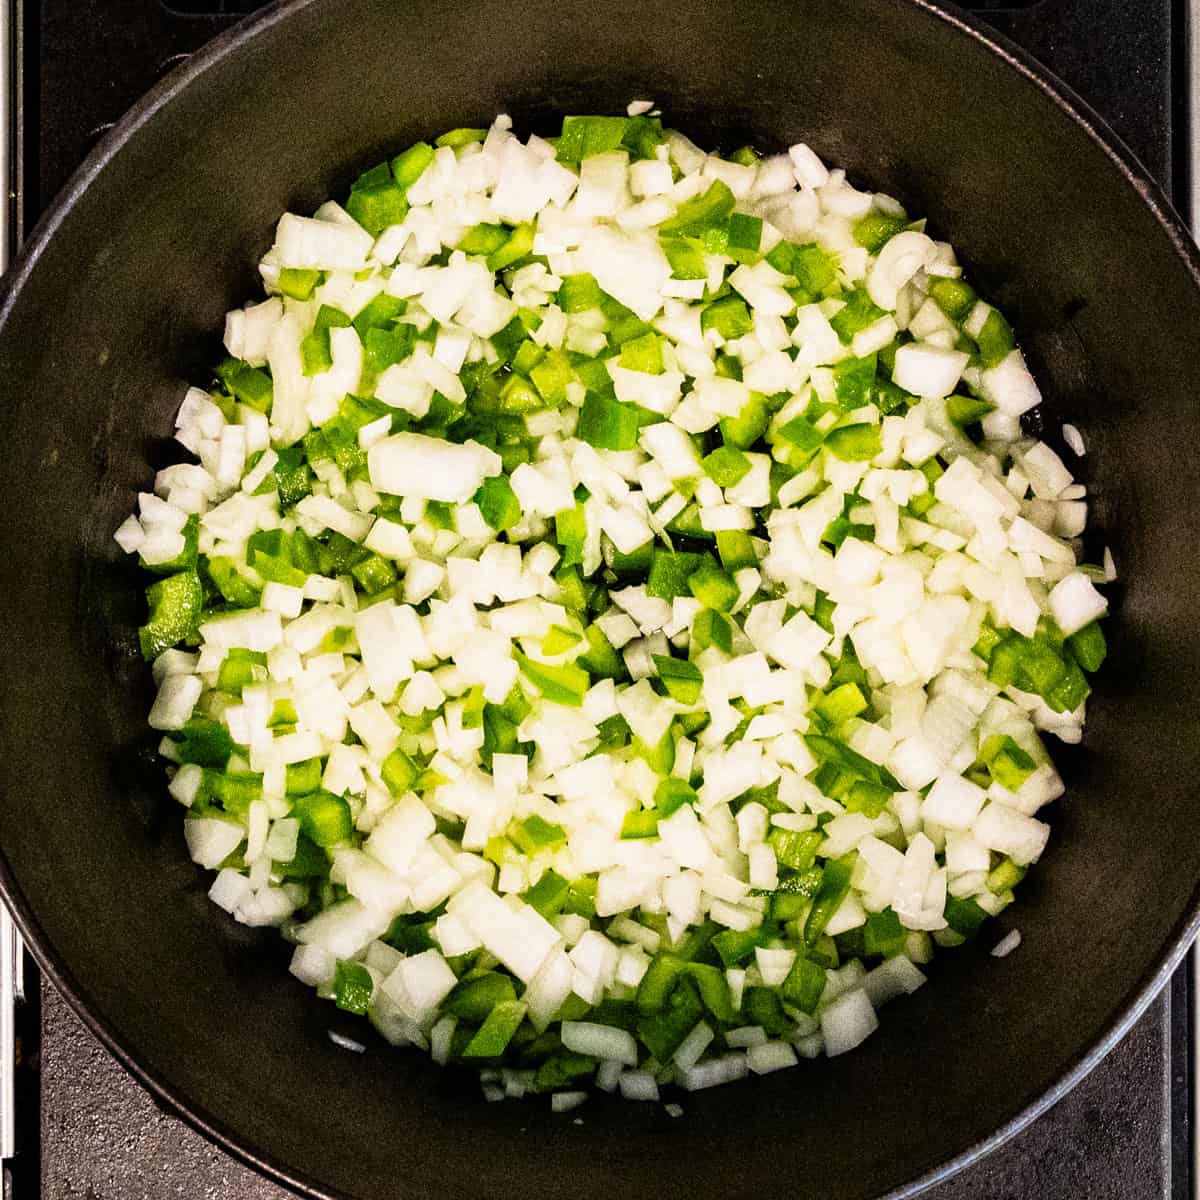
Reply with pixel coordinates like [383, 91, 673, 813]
[5, 1, 1193, 1197]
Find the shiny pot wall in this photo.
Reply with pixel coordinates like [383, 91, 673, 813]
[1, 1, 1199, 1197]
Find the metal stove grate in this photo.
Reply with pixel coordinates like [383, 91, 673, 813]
[1, 0, 1192, 1197]
[158, 0, 1045, 13]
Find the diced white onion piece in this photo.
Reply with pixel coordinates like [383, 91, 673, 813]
[561, 1021, 638, 1066]
[1048, 571, 1108, 636]
[991, 929, 1022, 958]
[892, 343, 969, 399]
[368, 433, 501, 502]
[820, 988, 879, 1056]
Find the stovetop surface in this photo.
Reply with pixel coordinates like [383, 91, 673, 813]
[8, 1, 1194, 1197]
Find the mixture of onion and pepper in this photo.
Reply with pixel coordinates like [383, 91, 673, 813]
[114, 107, 1111, 1110]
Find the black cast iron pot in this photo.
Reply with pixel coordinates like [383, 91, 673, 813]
[2, 1, 1199, 1196]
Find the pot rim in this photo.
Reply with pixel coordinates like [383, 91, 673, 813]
[1, 2, 1198, 1197]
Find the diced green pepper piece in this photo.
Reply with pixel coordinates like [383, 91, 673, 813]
[390, 141, 435, 190]
[711, 928, 765, 968]
[516, 653, 589, 706]
[204, 769, 263, 812]
[172, 717, 235, 767]
[474, 474, 522, 533]
[436, 127, 486, 148]
[554, 504, 587, 569]
[489, 316, 527, 365]
[979, 734, 1037, 791]
[791, 242, 839, 294]
[804, 734, 899, 789]
[333, 960, 374, 1014]
[768, 828, 822, 872]
[380, 748, 418, 796]
[139, 569, 203, 661]
[292, 791, 353, 847]
[688, 559, 739, 613]
[463, 1000, 527, 1057]
[661, 236, 708, 281]
[523, 869, 571, 920]
[742, 986, 791, 1036]
[684, 962, 737, 1023]
[715, 530, 757, 572]
[946, 393, 995, 428]
[944, 895, 990, 938]
[347, 163, 409, 235]
[635, 953, 685, 1013]
[863, 908, 906, 958]
[814, 681, 868, 726]
[804, 854, 854, 947]
[702, 444, 751, 488]
[445, 972, 518, 1022]
[833, 353, 877, 408]
[499, 373, 544, 414]
[929, 277, 977, 323]
[1067, 620, 1107, 672]
[285, 758, 323, 796]
[215, 357, 274, 414]
[812, 591, 837, 634]
[654, 654, 703, 705]
[660, 180, 736, 236]
[1019, 637, 1070, 695]
[726, 145, 760, 166]
[844, 779, 892, 817]
[976, 308, 1016, 368]
[512, 814, 567, 854]
[620, 809, 660, 839]
[541, 624, 582, 656]
[486, 222, 535, 272]
[556, 115, 629, 164]
[351, 292, 407, 337]
[1045, 658, 1090, 713]
[564, 875, 598, 919]
[776, 413, 826, 456]
[974, 622, 1006, 666]
[726, 212, 763, 263]
[533, 1052, 596, 1091]
[206, 557, 261, 608]
[718, 390, 770, 449]
[781, 955, 827, 1014]
[277, 833, 326, 880]
[853, 210, 909, 253]
[701, 295, 754, 340]
[530, 349, 577, 407]
[554, 565, 591, 616]
[458, 222, 510, 256]
[618, 331, 664, 374]
[829, 289, 886, 344]
[558, 273, 606, 313]
[577, 393, 640, 451]
[216, 648, 265, 695]
[577, 625, 625, 681]
[277, 267, 321, 301]
[637, 975, 705, 1059]
[647, 549, 706, 600]
[691, 607, 733, 654]
[654, 777, 697, 818]
[300, 305, 352, 377]
[771, 871, 824, 918]
[267, 698, 298, 730]
[268, 445, 313, 508]
[987, 857, 1027, 894]
[825, 422, 882, 462]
